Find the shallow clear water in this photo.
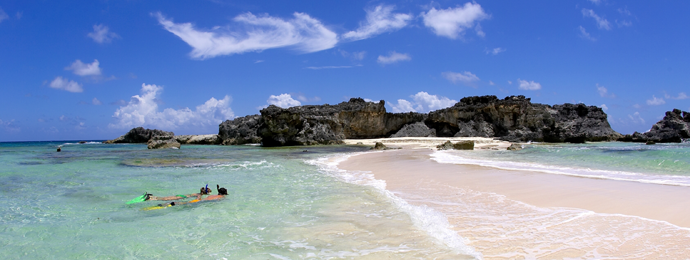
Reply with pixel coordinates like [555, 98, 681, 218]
[0, 142, 474, 259]
[432, 142, 690, 186]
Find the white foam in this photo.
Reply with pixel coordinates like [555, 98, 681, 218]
[61, 141, 102, 145]
[431, 150, 690, 187]
[306, 152, 483, 259]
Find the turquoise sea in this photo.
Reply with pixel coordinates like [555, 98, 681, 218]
[0, 141, 475, 259]
[2, 141, 689, 259]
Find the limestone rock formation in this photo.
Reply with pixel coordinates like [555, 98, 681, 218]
[436, 140, 474, 150]
[175, 134, 221, 145]
[620, 109, 690, 143]
[373, 142, 387, 150]
[258, 98, 425, 146]
[426, 95, 621, 142]
[104, 127, 174, 144]
[390, 122, 436, 137]
[507, 144, 523, 151]
[218, 115, 263, 145]
[147, 136, 181, 149]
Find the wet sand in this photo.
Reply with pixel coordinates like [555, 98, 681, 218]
[338, 149, 690, 259]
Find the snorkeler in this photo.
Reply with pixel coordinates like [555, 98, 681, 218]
[145, 185, 212, 201]
[150, 184, 228, 208]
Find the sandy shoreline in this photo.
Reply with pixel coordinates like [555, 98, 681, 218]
[338, 146, 690, 258]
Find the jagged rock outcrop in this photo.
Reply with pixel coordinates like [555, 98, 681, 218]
[147, 135, 181, 149]
[258, 98, 425, 146]
[175, 134, 221, 145]
[390, 122, 437, 137]
[436, 140, 474, 150]
[426, 95, 621, 142]
[373, 142, 387, 150]
[104, 127, 174, 144]
[620, 109, 690, 143]
[507, 144, 523, 151]
[218, 115, 263, 145]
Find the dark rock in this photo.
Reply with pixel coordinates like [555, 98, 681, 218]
[57, 147, 61, 152]
[452, 140, 474, 150]
[78, 141, 86, 144]
[507, 144, 523, 151]
[390, 122, 436, 137]
[218, 115, 263, 145]
[147, 135, 181, 149]
[373, 142, 387, 150]
[426, 95, 621, 142]
[258, 98, 425, 146]
[104, 127, 174, 144]
[175, 134, 220, 145]
[623, 109, 690, 143]
[436, 141, 453, 150]
[646, 140, 656, 145]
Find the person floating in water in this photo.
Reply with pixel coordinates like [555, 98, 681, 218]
[144, 184, 228, 209]
[145, 185, 212, 202]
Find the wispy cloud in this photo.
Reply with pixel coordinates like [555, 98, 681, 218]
[664, 92, 688, 100]
[0, 7, 9, 23]
[343, 5, 412, 41]
[517, 79, 542, 90]
[582, 9, 611, 30]
[628, 112, 645, 124]
[588, 0, 602, 5]
[442, 71, 480, 86]
[578, 26, 596, 41]
[110, 83, 234, 130]
[92, 97, 102, 105]
[65, 59, 102, 76]
[485, 47, 505, 55]
[600, 104, 608, 111]
[421, 2, 489, 39]
[646, 95, 665, 105]
[390, 92, 457, 113]
[377, 51, 410, 64]
[154, 12, 337, 59]
[340, 50, 366, 60]
[49, 77, 83, 93]
[87, 24, 120, 44]
[597, 84, 616, 98]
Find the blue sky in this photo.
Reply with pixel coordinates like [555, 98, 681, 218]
[1, 0, 688, 141]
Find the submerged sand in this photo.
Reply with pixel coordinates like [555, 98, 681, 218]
[338, 146, 690, 259]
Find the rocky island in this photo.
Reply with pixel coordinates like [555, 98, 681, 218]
[104, 95, 689, 148]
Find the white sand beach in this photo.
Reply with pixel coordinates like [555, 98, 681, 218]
[338, 139, 690, 259]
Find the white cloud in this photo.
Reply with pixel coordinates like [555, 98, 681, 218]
[633, 104, 641, 109]
[486, 47, 505, 55]
[600, 104, 608, 111]
[0, 119, 20, 132]
[293, 93, 321, 102]
[616, 20, 632, 27]
[646, 95, 665, 105]
[628, 112, 645, 124]
[377, 51, 411, 64]
[474, 24, 485, 38]
[352, 51, 366, 60]
[266, 93, 301, 108]
[0, 7, 9, 23]
[49, 77, 83, 93]
[92, 97, 102, 105]
[390, 91, 457, 113]
[596, 84, 615, 98]
[154, 12, 337, 59]
[343, 5, 412, 41]
[582, 9, 611, 30]
[664, 92, 688, 100]
[517, 79, 542, 90]
[618, 7, 632, 16]
[578, 26, 596, 41]
[421, 3, 489, 39]
[87, 24, 120, 44]
[507, 80, 512, 85]
[442, 71, 480, 86]
[65, 59, 102, 76]
[588, 0, 602, 5]
[489, 81, 495, 85]
[110, 83, 234, 130]
[255, 60, 264, 63]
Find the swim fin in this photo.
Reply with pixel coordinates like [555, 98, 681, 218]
[126, 192, 151, 204]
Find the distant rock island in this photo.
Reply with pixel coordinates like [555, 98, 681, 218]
[104, 95, 690, 148]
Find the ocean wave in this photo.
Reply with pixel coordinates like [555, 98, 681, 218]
[306, 152, 483, 259]
[431, 150, 690, 187]
[61, 141, 103, 145]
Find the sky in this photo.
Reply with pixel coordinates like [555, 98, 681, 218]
[0, 0, 688, 141]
